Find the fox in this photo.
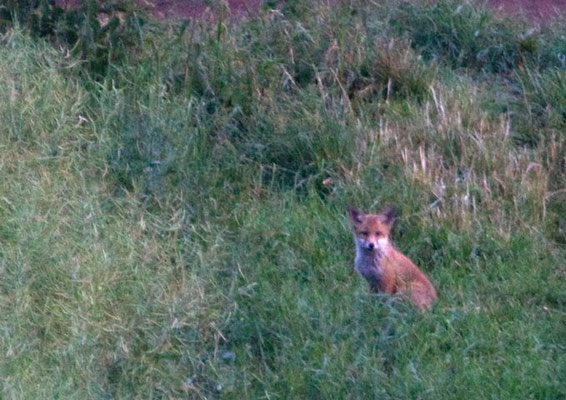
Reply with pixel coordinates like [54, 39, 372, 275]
[348, 206, 437, 311]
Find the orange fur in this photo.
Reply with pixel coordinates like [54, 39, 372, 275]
[348, 206, 437, 311]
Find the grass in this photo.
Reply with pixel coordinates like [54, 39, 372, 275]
[0, 0, 565, 398]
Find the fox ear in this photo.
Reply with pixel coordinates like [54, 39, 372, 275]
[348, 206, 365, 225]
[379, 206, 397, 226]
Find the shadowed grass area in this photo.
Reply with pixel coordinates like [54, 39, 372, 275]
[0, 0, 565, 398]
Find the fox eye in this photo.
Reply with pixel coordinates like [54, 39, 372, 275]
[361, 231, 369, 236]
[375, 231, 383, 236]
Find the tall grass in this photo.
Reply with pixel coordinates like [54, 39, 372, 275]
[0, 0, 565, 398]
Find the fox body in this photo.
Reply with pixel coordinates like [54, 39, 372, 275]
[348, 207, 437, 311]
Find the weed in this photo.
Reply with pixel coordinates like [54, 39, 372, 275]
[389, 0, 565, 73]
[0, 0, 145, 77]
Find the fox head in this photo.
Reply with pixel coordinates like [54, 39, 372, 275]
[348, 206, 397, 253]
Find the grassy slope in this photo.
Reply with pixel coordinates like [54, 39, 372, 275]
[0, 1, 565, 398]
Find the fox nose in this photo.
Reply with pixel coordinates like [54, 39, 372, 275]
[367, 243, 375, 250]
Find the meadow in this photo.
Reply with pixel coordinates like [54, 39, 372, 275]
[0, 0, 565, 398]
